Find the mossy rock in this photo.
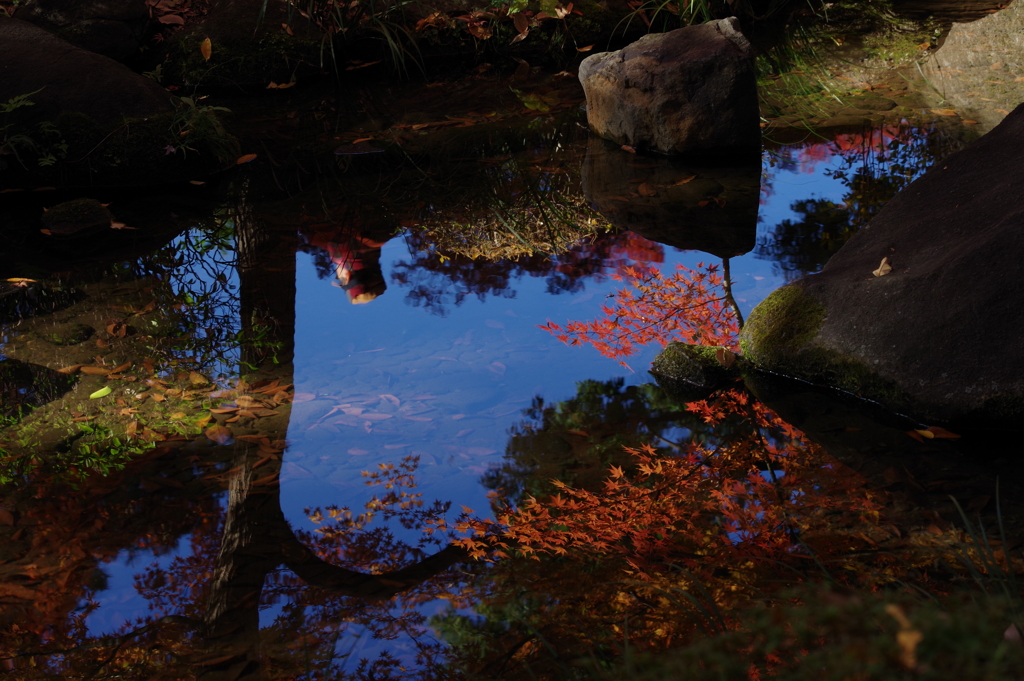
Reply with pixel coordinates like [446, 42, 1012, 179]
[32, 322, 94, 346]
[651, 342, 741, 403]
[739, 283, 912, 413]
[740, 284, 825, 370]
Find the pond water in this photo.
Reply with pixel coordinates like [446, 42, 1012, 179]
[0, 23, 1019, 677]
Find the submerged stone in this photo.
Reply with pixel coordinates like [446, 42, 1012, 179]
[41, 198, 113, 236]
[32, 322, 94, 346]
[740, 102, 1024, 427]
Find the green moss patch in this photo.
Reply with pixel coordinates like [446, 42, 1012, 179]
[740, 284, 825, 367]
[741, 285, 918, 415]
[651, 342, 740, 403]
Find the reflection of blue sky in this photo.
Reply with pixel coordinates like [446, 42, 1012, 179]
[163, 227, 242, 381]
[85, 141, 874, 649]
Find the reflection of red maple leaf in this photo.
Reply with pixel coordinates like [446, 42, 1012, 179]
[540, 262, 738, 367]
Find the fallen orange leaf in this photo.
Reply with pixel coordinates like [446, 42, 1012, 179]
[205, 425, 233, 445]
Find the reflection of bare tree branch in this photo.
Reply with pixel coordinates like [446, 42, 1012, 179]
[721, 257, 745, 329]
[282, 533, 469, 599]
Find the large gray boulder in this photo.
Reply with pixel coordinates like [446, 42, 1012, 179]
[578, 18, 760, 155]
[739, 102, 1024, 427]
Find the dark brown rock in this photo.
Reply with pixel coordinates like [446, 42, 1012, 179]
[740, 102, 1024, 427]
[14, 0, 147, 26]
[13, 0, 150, 61]
[578, 18, 760, 155]
[0, 16, 173, 126]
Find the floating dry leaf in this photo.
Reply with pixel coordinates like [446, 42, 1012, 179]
[929, 109, 957, 116]
[205, 425, 233, 445]
[189, 371, 209, 385]
[620, 145, 636, 154]
[200, 37, 212, 61]
[872, 257, 892, 277]
[81, 366, 113, 376]
[58, 364, 83, 374]
[235, 153, 258, 164]
[715, 347, 737, 368]
[249, 408, 280, 418]
[577, 44, 594, 52]
[925, 425, 960, 439]
[674, 175, 697, 185]
[637, 182, 657, 197]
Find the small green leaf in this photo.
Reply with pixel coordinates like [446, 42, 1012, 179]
[89, 386, 113, 399]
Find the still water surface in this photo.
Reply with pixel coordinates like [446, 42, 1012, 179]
[0, 98, 980, 675]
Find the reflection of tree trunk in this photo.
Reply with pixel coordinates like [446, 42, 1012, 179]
[200, 447, 468, 680]
[199, 197, 466, 680]
[200, 451, 280, 680]
[236, 185, 296, 371]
